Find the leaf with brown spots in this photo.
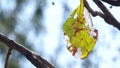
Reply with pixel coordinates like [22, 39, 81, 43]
[62, 0, 98, 59]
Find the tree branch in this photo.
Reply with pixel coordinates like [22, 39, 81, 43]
[0, 33, 55, 68]
[84, 0, 120, 30]
[101, 0, 120, 6]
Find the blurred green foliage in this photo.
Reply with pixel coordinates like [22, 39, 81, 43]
[0, 0, 45, 67]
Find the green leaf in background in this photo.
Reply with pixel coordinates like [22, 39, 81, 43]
[62, 0, 98, 59]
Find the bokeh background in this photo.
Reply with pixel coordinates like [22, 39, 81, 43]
[0, 0, 120, 68]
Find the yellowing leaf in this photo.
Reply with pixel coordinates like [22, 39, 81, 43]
[62, 0, 98, 59]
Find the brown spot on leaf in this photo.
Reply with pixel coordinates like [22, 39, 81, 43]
[67, 46, 77, 56]
[93, 29, 98, 39]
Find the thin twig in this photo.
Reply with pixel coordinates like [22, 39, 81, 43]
[84, 0, 105, 18]
[93, 0, 120, 30]
[84, 0, 120, 30]
[4, 48, 12, 68]
[101, 0, 120, 6]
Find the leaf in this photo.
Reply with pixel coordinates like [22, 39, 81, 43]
[62, 0, 98, 59]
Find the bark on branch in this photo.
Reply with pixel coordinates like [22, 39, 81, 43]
[0, 33, 55, 68]
[84, 0, 120, 30]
